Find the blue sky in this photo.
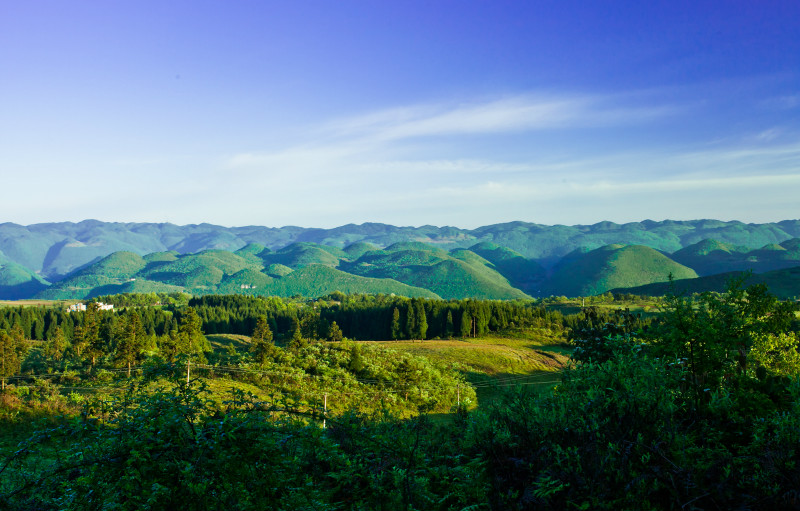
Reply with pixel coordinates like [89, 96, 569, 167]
[1, 1, 798, 228]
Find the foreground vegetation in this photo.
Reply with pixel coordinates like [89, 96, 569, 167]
[1, 282, 799, 509]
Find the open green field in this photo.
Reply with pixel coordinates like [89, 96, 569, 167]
[362, 333, 570, 405]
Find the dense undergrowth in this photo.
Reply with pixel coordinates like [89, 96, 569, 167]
[1, 283, 800, 509]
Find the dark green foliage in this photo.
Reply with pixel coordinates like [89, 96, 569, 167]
[568, 307, 649, 364]
[176, 307, 211, 363]
[470, 349, 800, 510]
[649, 277, 797, 407]
[250, 315, 275, 365]
[78, 302, 103, 367]
[3, 286, 800, 509]
[114, 310, 147, 377]
[1, 376, 484, 511]
[0, 326, 27, 390]
[327, 320, 343, 342]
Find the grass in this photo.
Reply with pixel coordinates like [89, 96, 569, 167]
[206, 329, 571, 408]
[0, 299, 76, 308]
[362, 332, 570, 406]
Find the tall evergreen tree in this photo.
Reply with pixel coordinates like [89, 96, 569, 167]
[391, 307, 402, 340]
[0, 329, 26, 391]
[81, 303, 103, 367]
[43, 326, 68, 371]
[413, 300, 427, 340]
[445, 310, 454, 339]
[178, 307, 210, 363]
[250, 315, 275, 365]
[115, 311, 146, 377]
[460, 311, 472, 338]
[405, 303, 416, 340]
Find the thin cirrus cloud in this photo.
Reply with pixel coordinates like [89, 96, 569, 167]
[216, 91, 799, 227]
[318, 93, 677, 142]
[226, 92, 678, 171]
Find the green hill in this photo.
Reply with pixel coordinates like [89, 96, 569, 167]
[35, 251, 148, 299]
[545, 244, 698, 296]
[217, 269, 275, 294]
[468, 241, 546, 294]
[342, 242, 530, 300]
[262, 242, 344, 268]
[87, 278, 187, 297]
[141, 250, 262, 289]
[673, 238, 800, 276]
[143, 251, 179, 263]
[3, 219, 800, 282]
[611, 265, 800, 300]
[34, 248, 442, 300]
[343, 241, 379, 259]
[265, 263, 294, 277]
[234, 243, 271, 265]
[0, 253, 50, 300]
[256, 264, 440, 299]
[76, 251, 147, 279]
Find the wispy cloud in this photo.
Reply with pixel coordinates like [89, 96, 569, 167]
[225, 92, 680, 175]
[212, 91, 800, 227]
[319, 93, 677, 142]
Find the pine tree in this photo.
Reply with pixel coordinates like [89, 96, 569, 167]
[391, 307, 402, 340]
[43, 326, 68, 371]
[250, 315, 275, 365]
[328, 321, 343, 342]
[178, 307, 210, 363]
[413, 300, 427, 340]
[445, 310, 454, 339]
[81, 303, 103, 367]
[0, 327, 27, 390]
[405, 303, 416, 340]
[460, 311, 472, 338]
[115, 311, 146, 377]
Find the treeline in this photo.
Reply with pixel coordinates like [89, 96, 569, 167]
[0, 304, 177, 342]
[190, 293, 573, 341]
[0, 293, 641, 347]
[0, 293, 581, 386]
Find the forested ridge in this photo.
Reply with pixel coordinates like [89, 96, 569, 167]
[3, 219, 800, 301]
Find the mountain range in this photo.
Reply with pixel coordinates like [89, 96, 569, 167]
[1, 219, 799, 300]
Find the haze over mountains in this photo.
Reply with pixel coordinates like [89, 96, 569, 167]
[1, 219, 799, 300]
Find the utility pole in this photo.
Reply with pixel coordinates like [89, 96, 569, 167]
[322, 392, 328, 429]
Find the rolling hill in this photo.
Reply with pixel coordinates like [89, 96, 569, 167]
[544, 244, 698, 297]
[0, 219, 797, 300]
[0, 252, 50, 300]
[340, 242, 530, 300]
[35, 247, 440, 300]
[1, 219, 799, 281]
[671, 238, 800, 276]
[610, 265, 800, 300]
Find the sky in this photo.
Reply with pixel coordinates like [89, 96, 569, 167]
[1, 0, 798, 229]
